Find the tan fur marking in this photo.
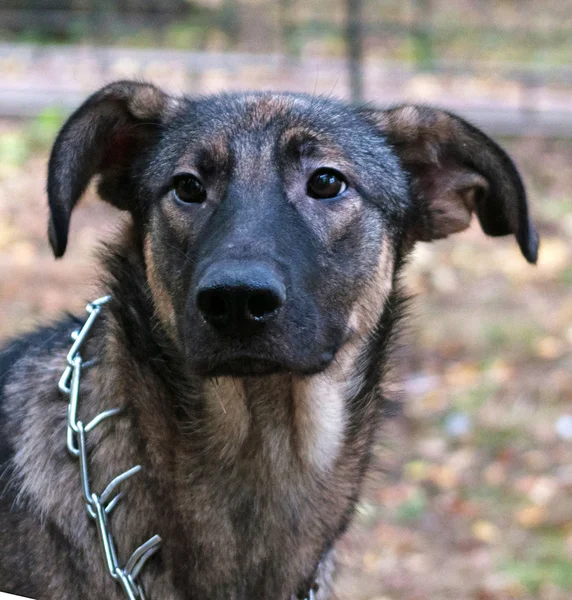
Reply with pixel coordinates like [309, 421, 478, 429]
[292, 368, 347, 473]
[348, 238, 394, 338]
[128, 85, 168, 120]
[377, 105, 454, 163]
[177, 133, 230, 171]
[390, 106, 421, 141]
[202, 377, 250, 462]
[279, 126, 356, 174]
[245, 94, 291, 127]
[144, 235, 178, 340]
[208, 132, 231, 165]
[159, 194, 196, 240]
[279, 126, 319, 148]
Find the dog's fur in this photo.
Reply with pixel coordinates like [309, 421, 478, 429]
[0, 82, 538, 600]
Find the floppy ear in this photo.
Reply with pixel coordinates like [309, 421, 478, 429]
[362, 105, 539, 263]
[47, 80, 173, 257]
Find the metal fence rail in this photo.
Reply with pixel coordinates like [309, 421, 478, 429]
[1, 1, 572, 136]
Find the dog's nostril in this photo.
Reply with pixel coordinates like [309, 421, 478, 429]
[197, 289, 230, 322]
[246, 290, 282, 320]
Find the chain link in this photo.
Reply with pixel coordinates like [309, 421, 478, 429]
[58, 295, 161, 600]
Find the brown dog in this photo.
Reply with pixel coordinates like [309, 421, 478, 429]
[0, 81, 538, 600]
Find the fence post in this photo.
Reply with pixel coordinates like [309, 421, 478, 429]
[279, 0, 298, 58]
[91, 0, 115, 43]
[411, 0, 434, 71]
[346, 0, 364, 103]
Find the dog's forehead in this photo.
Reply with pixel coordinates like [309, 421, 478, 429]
[175, 92, 368, 154]
[193, 92, 347, 129]
[163, 92, 403, 179]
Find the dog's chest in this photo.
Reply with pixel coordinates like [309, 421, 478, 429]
[156, 375, 351, 598]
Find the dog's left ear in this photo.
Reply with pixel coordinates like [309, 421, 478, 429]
[47, 80, 173, 257]
[362, 105, 539, 263]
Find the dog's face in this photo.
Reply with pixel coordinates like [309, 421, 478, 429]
[47, 82, 538, 377]
[141, 94, 410, 376]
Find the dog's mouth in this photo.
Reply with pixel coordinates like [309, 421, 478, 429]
[200, 357, 286, 377]
[191, 351, 336, 378]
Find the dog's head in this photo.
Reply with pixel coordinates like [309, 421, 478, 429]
[47, 81, 538, 377]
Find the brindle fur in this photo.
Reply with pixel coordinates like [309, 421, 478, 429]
[0, 82, 538, 600]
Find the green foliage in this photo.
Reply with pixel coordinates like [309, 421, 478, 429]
[538, 197, 572, 221]
[396, 488, 427, 523]
[560, 267, 572, 286]
[163, 22, 209, 50]
[501, 559, 572, 592]
[483, 320, 539, 356]
[0, 107, 66, 172]
[0, 132, 29, 169]
[26, 107, 66, 151]
[474, 426, 523, 453]
[452, 383, 499, 412]
[411, 28, 434, 71]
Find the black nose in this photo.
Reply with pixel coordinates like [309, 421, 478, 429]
[196, 261, 286, 336]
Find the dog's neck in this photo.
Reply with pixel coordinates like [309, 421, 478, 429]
[201, 342, 368, 470]
[93, 231, 401, 597]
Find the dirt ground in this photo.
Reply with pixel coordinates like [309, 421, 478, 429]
[1, 124, 571, 600]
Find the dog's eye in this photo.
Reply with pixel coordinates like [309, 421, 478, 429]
[172, 174, 207, 204]
[307, 169, 347, 199]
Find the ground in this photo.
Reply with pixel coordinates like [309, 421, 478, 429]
[0, 122, 571, 600]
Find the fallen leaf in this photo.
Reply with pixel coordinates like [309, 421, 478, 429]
[516, 504, 546, 528]
[472, 520, 499, 544]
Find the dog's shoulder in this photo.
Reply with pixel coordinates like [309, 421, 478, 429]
[0, 336, 28, 471]
[0, 318, 79, 470]
[0, 321, 80, 595]
[0, 318, 78, 392]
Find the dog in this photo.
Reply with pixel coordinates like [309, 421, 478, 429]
[0, 81, 538, 600]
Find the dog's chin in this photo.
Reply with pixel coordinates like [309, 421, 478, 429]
[190, 353, 335, 378]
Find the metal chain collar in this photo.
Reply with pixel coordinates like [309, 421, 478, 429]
[58, 295, 319, 600]
[58, 295, 161, 600]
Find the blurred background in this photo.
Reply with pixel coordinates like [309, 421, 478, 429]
[0, 1, 571, 599]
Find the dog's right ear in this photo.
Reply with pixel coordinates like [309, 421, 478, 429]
[47, 80, 173, 257]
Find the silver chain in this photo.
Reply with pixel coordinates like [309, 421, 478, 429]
[58, 295, 161, 600]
